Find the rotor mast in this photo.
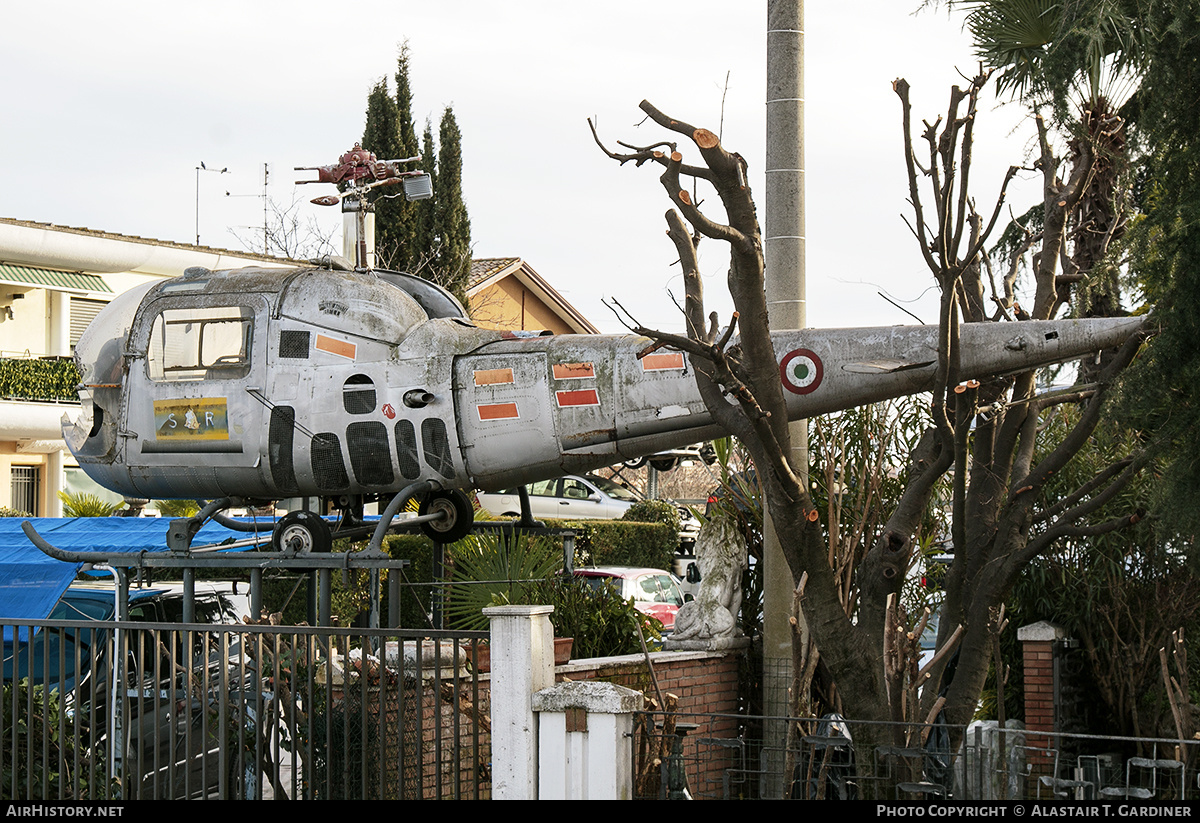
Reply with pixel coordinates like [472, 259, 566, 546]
[295, 143, 433, 269]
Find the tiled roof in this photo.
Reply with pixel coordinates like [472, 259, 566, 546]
[468, 257, 520, 288]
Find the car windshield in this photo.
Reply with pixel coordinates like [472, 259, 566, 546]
[587, 476, 639, 501]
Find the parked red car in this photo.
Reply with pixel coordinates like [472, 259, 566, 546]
[573, 566, 687, 632]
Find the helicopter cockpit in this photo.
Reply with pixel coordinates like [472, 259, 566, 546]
[64, 264, 478, 503]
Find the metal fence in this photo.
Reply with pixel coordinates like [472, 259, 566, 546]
[633, 711, 1199, 801]
[0, 618, 490, 800]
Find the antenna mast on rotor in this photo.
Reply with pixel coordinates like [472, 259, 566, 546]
[296, 143, 433, 270]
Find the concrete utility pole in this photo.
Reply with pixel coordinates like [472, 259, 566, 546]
[764, 0, 805, 796]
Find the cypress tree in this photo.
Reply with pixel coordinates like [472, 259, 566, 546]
[358, 46, 471, 306]
[435, 106, 472, 304]
[360, 44, 420, 270]
[412, 119, 439, 277]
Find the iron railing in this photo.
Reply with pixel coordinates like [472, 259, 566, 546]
[632, 711, 1199, 801]
[0, 618, 489, 800]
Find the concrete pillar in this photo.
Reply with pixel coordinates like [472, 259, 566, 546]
[48, 291, 70, 357]
[763, 0, 805, 797]
[46, 447, 63, 517]
[532, 680, 644, 800]
[485, 604, 555, 800]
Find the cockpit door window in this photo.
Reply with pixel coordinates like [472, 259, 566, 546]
[147, 306, 253, 381]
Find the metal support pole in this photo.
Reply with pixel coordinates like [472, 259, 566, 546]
[182, 567, 195, 624]
[389, 570, 401, 628]
[250, 568, 263, 622]
[317, 569, 332, 626]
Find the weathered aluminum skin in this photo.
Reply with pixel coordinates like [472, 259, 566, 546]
[64, 265, 1143, 500]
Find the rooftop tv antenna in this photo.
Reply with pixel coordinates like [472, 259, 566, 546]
[296, 144, 432, 269]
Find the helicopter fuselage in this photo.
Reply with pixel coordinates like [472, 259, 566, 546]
[64, 265, 1143, 503]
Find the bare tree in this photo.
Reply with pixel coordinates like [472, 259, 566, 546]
[592, 73, 1148, 754]
[229, 193, 338, 262]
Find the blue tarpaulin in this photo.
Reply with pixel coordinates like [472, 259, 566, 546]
[0, 517, 270, 620]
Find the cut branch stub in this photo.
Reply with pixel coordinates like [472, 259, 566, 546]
[694, 128, 719, 149]
[679, 191, 692, 205]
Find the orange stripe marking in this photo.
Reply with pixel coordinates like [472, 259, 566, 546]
[314, 334, 356, 360]
[474, 367, 515, 386]
[477, 402, 520, 421]
[553, 362, 595, 380]
[641, 352, 684, 371]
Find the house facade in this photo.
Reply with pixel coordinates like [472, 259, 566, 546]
[0, 218, 294, 515]
[0, 219, 594, 515]
[468, 258, 599, 335]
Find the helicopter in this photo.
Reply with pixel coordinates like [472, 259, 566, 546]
[55, 145, 1144, 552]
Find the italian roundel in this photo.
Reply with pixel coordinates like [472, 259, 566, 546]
[780, 348, 823, 395]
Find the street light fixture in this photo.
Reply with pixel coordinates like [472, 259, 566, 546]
[195, 161, 229, 246]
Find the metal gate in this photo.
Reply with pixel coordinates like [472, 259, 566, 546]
[0, 619, 489, 800]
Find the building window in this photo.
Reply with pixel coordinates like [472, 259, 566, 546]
[70, 298, 109, 352]
[11, 466, 38, 516]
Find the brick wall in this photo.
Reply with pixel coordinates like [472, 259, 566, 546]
[1018, 621, 1062, 783]
[555, 650, 745, 799]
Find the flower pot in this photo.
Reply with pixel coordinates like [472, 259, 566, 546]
[468, 637, 573, 673]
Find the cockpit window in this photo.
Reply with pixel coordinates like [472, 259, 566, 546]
[147, 306, 253, 381]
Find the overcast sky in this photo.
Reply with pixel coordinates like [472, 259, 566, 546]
[1, 1, 1044, 333]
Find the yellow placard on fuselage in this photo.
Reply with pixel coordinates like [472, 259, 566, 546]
[153, 398, 230, 440]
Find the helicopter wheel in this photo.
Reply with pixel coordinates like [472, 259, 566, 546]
[418, 489, 474, 544]
[272, 510, 333, 554]
[623, 456, 648, 469]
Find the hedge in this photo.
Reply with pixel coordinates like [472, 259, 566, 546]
[0, 358, 80, 401]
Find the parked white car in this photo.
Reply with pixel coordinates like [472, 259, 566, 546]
[476, 473, 701, 546]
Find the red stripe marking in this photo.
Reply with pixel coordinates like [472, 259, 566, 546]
[556, 388, 600, 408]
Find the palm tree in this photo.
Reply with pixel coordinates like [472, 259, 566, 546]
[956, 0, 1145, 377]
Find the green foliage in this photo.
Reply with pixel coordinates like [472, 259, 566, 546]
[445, 532, 562, 631]
[58, 491, 123, 518]
[621, 499, 681, 532]
[361, 42, 421, 272]
[0, 506, 30, 517]
[809, 396, 949, 619]
[153, 498, 200, 518]
[992, 403, 1200, 734]
[435, 106, 472, 304]
[527, 574, 662, 659]
[556, 519, 676, 571]
[414, 121, 439, 262]
[1113, 0, 1200, 537]
[0, 357, 80, 401]
[0, 679, 113, 799]
[955, 0, 1146, 113]
[379, 533, 438, 629]
[359, 46, 471, 305]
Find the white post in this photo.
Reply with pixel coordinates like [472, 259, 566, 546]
[484, 604, 555, 800]
[532, 680, 644, 800]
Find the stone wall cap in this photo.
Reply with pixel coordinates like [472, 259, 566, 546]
[1017, 620, 1065, 642]
[532, 680, 645, 714]
[483, 604, 554, 617]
